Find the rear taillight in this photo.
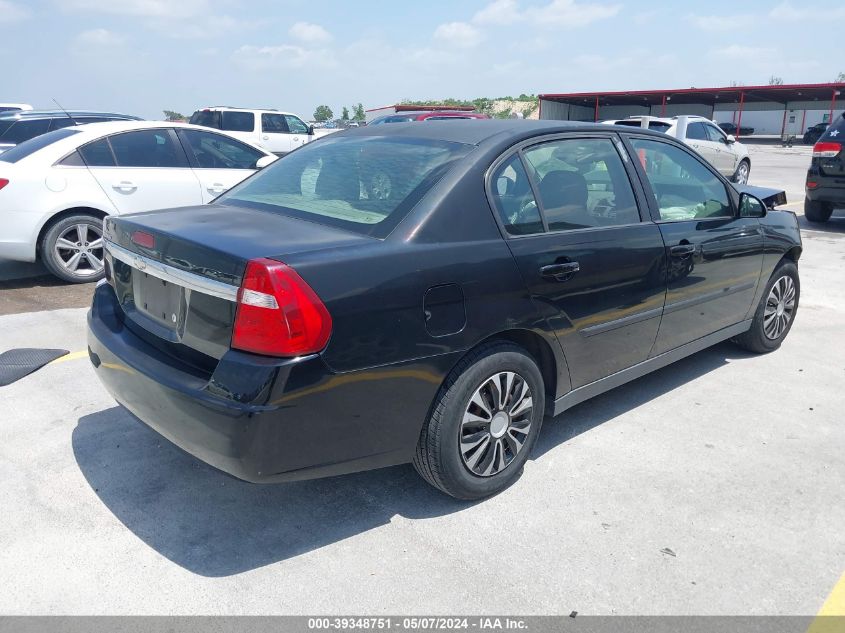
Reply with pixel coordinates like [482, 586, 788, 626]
[232, 258, 332, 357]
[0, 178, 9, 191]
[812, 141, 842, 158]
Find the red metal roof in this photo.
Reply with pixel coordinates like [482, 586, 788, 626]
[366, 104, 477, 113]
[540, 83, 845, 106]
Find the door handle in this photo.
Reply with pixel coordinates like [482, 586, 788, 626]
[293, 137, 299, 142]
[207, 183, 227, 194]
[669, 244, 696, 257]
[112, 181, 137, 193]
[540, 262, 580, 281]
[262, 135, 269, 140]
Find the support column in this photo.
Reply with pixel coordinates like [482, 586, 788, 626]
[781, 107, 788, 137]
[735, 91, 745, 139]
[829, 90, 839, 125]
[594, 96, 600, 122]
[661, 95, 666, 117]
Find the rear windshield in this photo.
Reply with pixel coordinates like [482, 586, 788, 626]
[820, 114, 845, 141]
[219, 135, 473, 237]
[0, 127, 81, 163]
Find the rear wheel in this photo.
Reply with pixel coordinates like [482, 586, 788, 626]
[40, 213, 105, 283]
[413, 342, 545, 500]
[804, 198, 833, 223]
[733, 261, 799, 353]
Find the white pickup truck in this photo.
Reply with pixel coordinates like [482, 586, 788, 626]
[189, 107, 336, 155]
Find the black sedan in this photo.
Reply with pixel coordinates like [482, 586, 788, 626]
[719, 122, 755, 136]
[88, 120, 802, 499]
[803, 123, 828, 145]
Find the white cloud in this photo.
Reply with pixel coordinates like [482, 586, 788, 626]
[0, 0, 29, 22]
[74, 28, 125, 47]
[769, 1, 845, 22]
[232, 44, 336, 71]
[473, 0, 523, 25]
[711, 44, 776, 60]
[289, 22, 332, 44]
[433, 22, 483, 48]
[687, 14, 753, 31]
[525, 0, 621, 28]
[62, 0, 211, 19]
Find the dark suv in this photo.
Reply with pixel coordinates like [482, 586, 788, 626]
[0, 110, 142, 153]
[805, 114, 845, 222]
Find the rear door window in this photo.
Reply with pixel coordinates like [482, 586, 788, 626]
[78, 138, 116, 167]
[521, 138, 640, 230]
[221, 111, 255, 132]
[685, 122, 709, 141]
[489, 154, 544, 235]
[108, 130, 188, 168]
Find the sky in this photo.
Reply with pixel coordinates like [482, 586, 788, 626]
[1, 0, 841, 121]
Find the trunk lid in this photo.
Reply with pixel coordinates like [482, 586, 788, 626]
[103, 203, 372, 365]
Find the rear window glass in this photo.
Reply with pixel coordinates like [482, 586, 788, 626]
[221, 111, 254, 132]
[189, 110, 220, 128]
[3, 119, 50, 144]
[0, 128, 81, 163]
[219, 136, 472, 237]
[821, 114, 845, 140]
[648, 122, 671, 132]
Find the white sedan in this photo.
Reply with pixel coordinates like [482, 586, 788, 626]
[0, 120, 276, 282]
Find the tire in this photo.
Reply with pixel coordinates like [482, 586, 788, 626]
[732, 261, 800, 354]
[40, 213, 106, 283]
[413, 342, 546, 500]
[732, 159, 750, 185]
[804, 198, 833, 223]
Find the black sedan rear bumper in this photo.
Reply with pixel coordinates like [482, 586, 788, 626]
[87, 283, 454, 483]
[806, 183, 845, 205]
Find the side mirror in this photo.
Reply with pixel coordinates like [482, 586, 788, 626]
[739, 192, 767, 218]
[255, 155, 277, 169]
[308, 125, 315, 136]
[725, 134, 736, 144]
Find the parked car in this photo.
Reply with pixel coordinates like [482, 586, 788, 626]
[805, 114, 845, 222]
[803, 123, 828, 145]
[718, 122, 755, 136]
[0, 103, 33, 113]
[87, 120, 801, 500]
[369, 111, 491, 125]
[605, 115, 751, 184]
[0, 110, 142, 154]
[189, 107, 336, 155]
[0, 121, 276, 282]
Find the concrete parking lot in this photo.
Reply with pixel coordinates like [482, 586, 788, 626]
[1, 144, 843, 615]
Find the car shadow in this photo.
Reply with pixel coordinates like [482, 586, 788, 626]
[72, 341, 751, 577]
[797, 212, 845, 234]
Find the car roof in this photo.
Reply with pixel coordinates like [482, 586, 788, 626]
[0, 110, 142, 122]
[339, 119, 669, 146]
[194, 107, 297, 116]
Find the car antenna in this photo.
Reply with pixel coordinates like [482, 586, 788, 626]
[52, 98, 79, 126]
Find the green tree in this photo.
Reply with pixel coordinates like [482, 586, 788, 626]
[768, 75, 784, 86]
[313, 105, 334, 122]
[163, 110, 186, 121]
[836, 72, 845, 82]
[352, 103, 366, 121]
[341, 106, 350, 121]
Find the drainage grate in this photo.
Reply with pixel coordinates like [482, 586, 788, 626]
[0, 348, 69, 387]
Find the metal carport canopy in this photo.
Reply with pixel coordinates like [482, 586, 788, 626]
[539, 82, 845, 130]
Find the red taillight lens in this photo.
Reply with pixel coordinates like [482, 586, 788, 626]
[232, 258, 332, 357]
[131, 230, 156, 249]
[806, 180, 819, 189]
[812, 141, 842, 158]
[0, 178, 9, 191]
